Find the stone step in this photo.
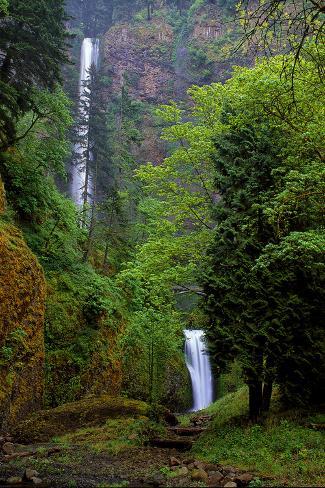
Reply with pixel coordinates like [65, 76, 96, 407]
[167, 426, 206, 436]
[148, 438, 193, 450]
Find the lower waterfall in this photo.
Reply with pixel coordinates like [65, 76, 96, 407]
[184, 329, 213, 411]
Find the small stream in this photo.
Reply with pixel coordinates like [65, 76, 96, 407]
[184, 329, 213, 411]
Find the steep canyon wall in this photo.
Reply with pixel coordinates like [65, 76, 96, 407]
[0, 179, 46, 428]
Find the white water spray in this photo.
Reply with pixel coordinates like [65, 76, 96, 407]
[71, 38, 100, 206]
[184, 329, 213, 411]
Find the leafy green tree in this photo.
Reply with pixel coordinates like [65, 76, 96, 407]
[136, 46, 324, 417]
[0, 0, 8, 15]
[238, 0, 324, 84]
[1, 87, 72, 220]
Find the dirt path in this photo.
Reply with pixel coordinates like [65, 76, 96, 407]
[0, 440, 257, 487]
[0, 443, 200, 487]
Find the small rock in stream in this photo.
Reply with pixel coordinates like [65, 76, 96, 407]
[24, 469, 40, 481]
[31, 477, 43, 485]
[224, 482, 237, 488]
[208, 471, 224, 485]
[6, 477, 23, 485]
[177, 466, 189, 476]
[236, 473, 254, 484]
[47, 447, 61, 457]
[183, 458, 195, 465]
[224, 473, 237, 483]
[2, 442, 15, 454]
[170, 456, 181, 466]
[191, 469, 209, 482]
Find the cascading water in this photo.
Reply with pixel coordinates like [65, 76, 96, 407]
[71, 38, 100, 206]
[184, 329, 213, 411]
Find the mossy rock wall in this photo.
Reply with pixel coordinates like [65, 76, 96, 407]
[44, 272, 124, 407]
[0, 205, 46, 428]
[0, 177, 5, 214]
[162, 353, 192, 412]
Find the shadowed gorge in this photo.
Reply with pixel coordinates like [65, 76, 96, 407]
[0, 0, 324, 486]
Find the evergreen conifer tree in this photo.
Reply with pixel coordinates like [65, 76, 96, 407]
[0, 0, 70, 149]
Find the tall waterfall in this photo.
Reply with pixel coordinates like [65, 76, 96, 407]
[184, 329, 213, 411]
[71, 38, 100, 206]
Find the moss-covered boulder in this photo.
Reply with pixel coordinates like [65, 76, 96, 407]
[13, 395, 148, 443]
[0, 180, 46, 428]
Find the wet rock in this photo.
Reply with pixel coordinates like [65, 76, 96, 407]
[164, 410, 179, 426]
[24, 469, 39, 481]
[177, 466, 189, 476]
[208, 471, 224, 485]
[1, 434, 13, 445]
[31, 478, 43, 485]
[194, 460, 205, 469]
[183, 458, 195, 465]
[4, 451, 34, 461]
[47, 447, 61, 457]
[191, 469, 209, 482]
[7, 477, 22, 484]
[170, 456, 181, 466]
[2, 442, 15, 454]
[151, 473, 165, 486]
[224, 474, 236, 483]
[236, 473, 253, 484]
[205, 463, 220, 472]
[224, 483, 237, 488]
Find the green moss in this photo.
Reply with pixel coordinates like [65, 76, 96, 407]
[44, 268, 126, 406]
[0, 222, 45, 428]
[56, 416, 162, 456]
[13, 395, 149, 443]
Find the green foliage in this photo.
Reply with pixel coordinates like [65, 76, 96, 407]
[136, 45, 324, 417]
[1, 87, 72, 221]
[192, 390, 325, 486]
[0, 0, 70, 148]
[203, 50, 324, 415]
[0, 0, 8, 15]
[45, 266, 125, 406]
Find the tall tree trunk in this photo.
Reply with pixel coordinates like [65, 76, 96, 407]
[248, 379, 263, 421]
[262, 355, 274, 412]
[102, 209, 114, 268]
[148, 337, 154, 404]
[262, 380, 273, 412]
[83, 158, 98, 262]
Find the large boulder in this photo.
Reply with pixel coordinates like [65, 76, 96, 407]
[0, 178, 46, 428]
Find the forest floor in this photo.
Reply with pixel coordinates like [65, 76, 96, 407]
[0, 392, 324, 488]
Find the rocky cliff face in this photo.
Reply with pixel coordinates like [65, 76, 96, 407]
[0, 178, 46, 429]
[100, 1, 247, 167]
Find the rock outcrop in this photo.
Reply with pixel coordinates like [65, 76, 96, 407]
[0, 177, 46, 428]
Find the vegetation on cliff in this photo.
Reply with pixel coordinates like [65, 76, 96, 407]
[0, 1, 324, 486]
